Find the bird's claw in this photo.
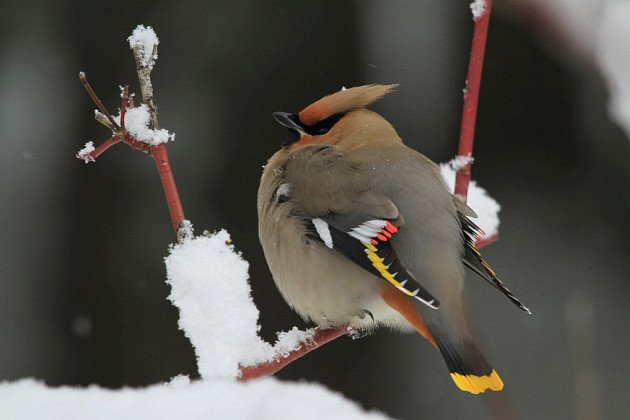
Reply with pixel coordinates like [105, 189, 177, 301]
[346, 328, 368, 340]
[357, 309, 374, 321]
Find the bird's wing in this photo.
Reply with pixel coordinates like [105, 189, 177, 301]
[306, 209, 439, 310]
[282, 144, 438, 309]
[458, 210, 531, 313]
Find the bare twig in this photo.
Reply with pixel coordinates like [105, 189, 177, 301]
[128, 41, 186, 234]
[78, 76, 152, 160]
[85, 136, 119, 160]
[120, 85, 129, 130]
[78, 40, 185, 236]
[79, 73, 120, 131]
[132, 44, 160, 129]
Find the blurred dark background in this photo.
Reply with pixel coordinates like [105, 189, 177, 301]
[1, 1, 628, 419]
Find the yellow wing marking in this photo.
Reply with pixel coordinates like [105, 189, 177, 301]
[363, 244, 413, 296]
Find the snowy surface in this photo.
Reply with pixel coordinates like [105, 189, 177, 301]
[440, 163, 501, 239]
[0, 377, 387, 420]
[128, 25, 159, 68]
[114, 103, 174, 146]
[0, 230, 382, 419]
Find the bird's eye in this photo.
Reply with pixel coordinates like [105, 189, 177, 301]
[305, 113, 345, 136]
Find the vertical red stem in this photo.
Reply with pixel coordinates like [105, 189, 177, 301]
[454, 0, 493, 202]
[151, 144, 186, 232]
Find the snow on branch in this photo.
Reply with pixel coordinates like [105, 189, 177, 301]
[128, 25, 159, 70]
[114, 104, 174, 146]
[470, 0, 488, 20]
[165, 230, 263, 379]
[164, 229, 348, 380]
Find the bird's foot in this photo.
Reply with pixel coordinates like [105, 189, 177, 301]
[346, 328, 368, 340]
[345, 309, 374, 340]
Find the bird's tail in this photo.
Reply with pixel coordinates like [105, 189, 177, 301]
[432, 331, 504, 394]
[380, 285, 503, 394]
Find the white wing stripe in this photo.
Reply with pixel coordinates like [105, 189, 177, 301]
[312, 218, 333, 249]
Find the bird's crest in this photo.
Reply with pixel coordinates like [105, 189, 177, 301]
[298, 84, 398, 127]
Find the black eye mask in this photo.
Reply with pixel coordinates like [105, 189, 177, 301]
[272, 112, 345, 147]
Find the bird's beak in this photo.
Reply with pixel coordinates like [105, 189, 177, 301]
[272, 112, 304, 132]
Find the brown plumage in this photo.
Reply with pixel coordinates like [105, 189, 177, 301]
[258, 84, 526, 394]
[298, 84, 398, 126]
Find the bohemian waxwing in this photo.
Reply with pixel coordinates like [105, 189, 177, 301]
[258, 84, 529, 394]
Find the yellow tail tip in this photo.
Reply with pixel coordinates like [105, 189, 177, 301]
[450, 370, 504, 394]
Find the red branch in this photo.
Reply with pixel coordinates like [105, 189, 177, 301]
[454, 0, 492, 202]
[151, 144, 186, 232]
[239, 326, 349, 381]
[78, 74, 182, 234]
[79, 73, 120, 131]
[86, 136, 120, 160]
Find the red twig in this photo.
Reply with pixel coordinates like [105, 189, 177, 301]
[79, 73, 120, 131]
[77, 78, 152, 161]
[239, 326, 349, 381]
[454, 0, 492, 202]
[122, 133, 151, 154]
[151, 144, 186, 231]
[78, 70, 183, 235]
[88, 136, 120, 160]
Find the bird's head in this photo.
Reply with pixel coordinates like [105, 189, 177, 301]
[272, 84, 399, 150]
